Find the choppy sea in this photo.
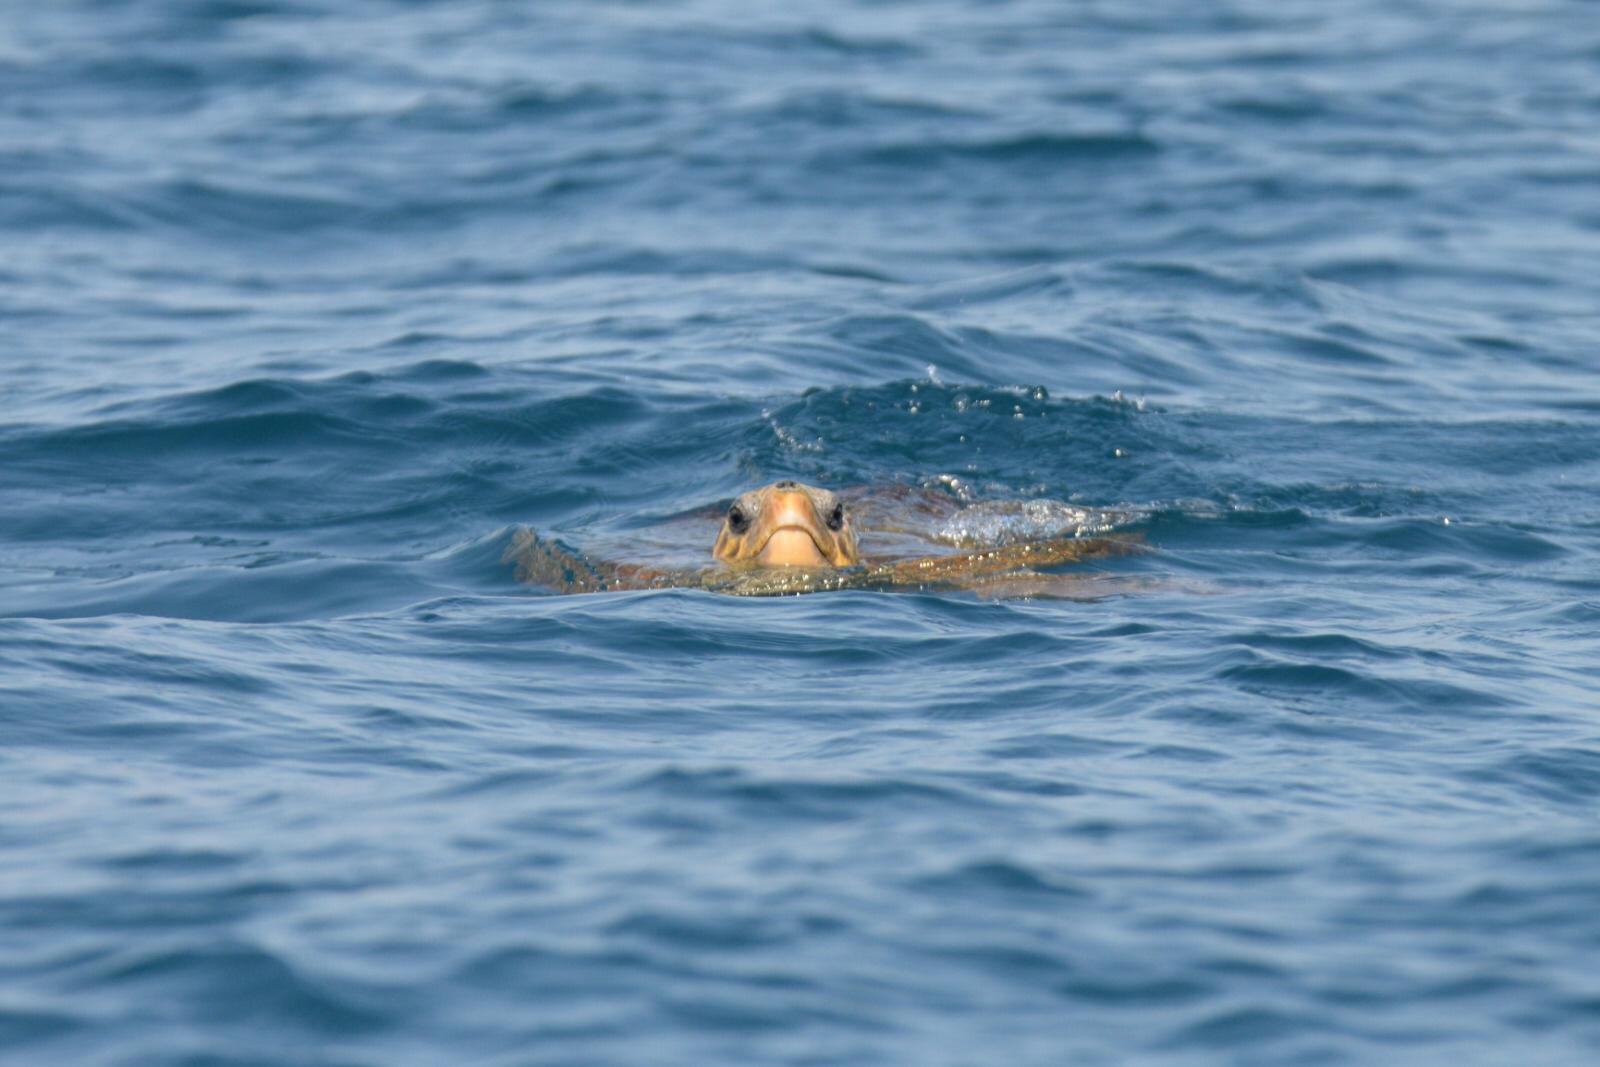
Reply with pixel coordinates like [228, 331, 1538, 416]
[4, 2, 1600, 1064]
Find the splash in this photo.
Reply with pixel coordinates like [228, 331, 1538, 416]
[934, 498, 1136, 547]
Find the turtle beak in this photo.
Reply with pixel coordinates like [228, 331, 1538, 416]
[755, 488, 833, 566]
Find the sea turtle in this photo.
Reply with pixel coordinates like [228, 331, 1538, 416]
[505, 479, 1140, 597]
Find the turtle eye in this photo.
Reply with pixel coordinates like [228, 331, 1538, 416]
[727, 504, 750, 534]
[826, 503, 845, 531]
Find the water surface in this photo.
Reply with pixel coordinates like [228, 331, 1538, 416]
[3, 2, 1600, 1064]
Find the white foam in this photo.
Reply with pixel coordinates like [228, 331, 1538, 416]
[933, 499, 1134, 547]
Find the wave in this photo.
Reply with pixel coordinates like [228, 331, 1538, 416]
[845, 131, 1162, 169]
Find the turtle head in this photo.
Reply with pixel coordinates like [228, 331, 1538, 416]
[712, 481, 859, 568]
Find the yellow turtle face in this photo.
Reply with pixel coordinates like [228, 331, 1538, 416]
[712, 481, 859, 568]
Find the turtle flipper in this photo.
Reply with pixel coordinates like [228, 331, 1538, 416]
[503, 527, 722, 594]
[503, 527, 616, 592]
[956, 571, 1141, 600]
[862, 535, 1140, 593]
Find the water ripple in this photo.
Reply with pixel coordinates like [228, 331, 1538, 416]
[4, 1, 1600, 1065]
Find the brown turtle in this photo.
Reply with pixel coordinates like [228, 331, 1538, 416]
[505, 479, 1139, 597]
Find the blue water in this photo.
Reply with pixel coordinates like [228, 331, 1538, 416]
[4, 1, 1600, 1063]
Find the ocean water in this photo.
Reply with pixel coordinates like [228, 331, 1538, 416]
[3, 1, 1600, 1064]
